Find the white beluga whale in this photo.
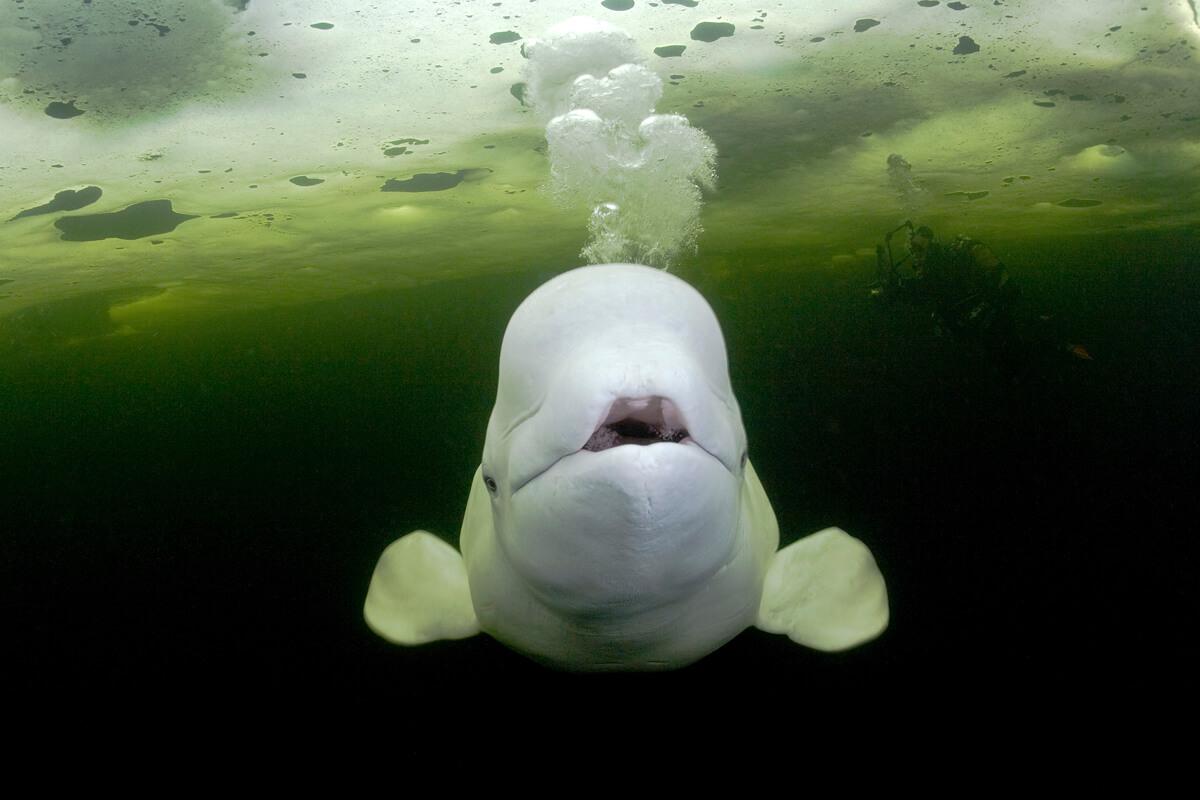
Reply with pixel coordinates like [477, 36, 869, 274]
[364, 263, 888, 670]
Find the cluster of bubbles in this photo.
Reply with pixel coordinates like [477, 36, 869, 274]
[523, 17, 716, 270]
[887, 153, 928, 217]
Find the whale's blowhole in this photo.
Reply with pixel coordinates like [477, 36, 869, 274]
[583, 395, 690, 452]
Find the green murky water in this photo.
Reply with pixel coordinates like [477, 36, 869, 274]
[6, 228, 1197, 701]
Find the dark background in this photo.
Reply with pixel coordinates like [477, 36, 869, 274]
[4, 229, 1196, 709]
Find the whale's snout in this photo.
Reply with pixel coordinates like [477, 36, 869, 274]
[488, 301, 746, 493]
[583, 395, 691, 452]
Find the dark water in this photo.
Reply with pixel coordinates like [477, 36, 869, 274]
[4, 229, 1197, 708]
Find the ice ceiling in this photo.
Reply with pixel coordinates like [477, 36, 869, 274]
[1, 0, 1197, 327]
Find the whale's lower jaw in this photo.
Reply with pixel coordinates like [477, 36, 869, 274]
[487, 554, 764, 672]
[502, 442, 741, 609]
[513, 617, 752, 672]
[471, 497, 767, 672]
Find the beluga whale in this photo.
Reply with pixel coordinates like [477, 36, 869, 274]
[364, 263, 888, 670]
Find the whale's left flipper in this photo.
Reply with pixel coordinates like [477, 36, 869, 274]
[755, 527, 889, 651]
[364, 530, 480, 644]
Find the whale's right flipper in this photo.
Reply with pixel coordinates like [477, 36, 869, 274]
[755, 527, 889, 652]
[364, 530, 480, 645]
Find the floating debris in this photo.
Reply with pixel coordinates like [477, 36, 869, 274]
[54, 200, 197, 241]
[954, 36, 980, 55]
[1057, 198, 1103, 207]
[945, 190, 990, 200]
[490, 31, 521, 44]
[45, 101, 84, 119]
[654, 45, 687, 57]
[310, 22, 334, 30]
[601, 0, 635, 10]
[11, 186, 102, 221]
[381, 170, 485, 192]
[855, 19, 881, 33]
[289, 176, 324, 187]
[691, 22, 735, 43]
[381, 137, 429, 155]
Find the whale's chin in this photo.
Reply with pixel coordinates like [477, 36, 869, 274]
[503, 441, 741, 610]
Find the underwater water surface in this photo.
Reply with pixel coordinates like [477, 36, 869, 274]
[3, 1, 1199, 706]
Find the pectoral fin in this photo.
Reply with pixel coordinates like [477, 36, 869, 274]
[364, 530, 480, 645]
[755, 527, 889, 651]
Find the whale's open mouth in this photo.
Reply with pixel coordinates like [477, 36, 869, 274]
[583, 396, 691, 452]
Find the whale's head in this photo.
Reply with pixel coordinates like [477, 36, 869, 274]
[479, 264, 748, 613]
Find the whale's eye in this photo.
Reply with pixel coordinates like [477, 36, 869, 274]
[740, 449, 748, 469]
[483, 474, 498, 494]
